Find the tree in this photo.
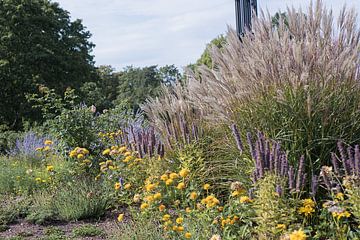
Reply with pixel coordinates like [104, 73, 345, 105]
[0, 0, 97, 129]
[115, 65, 180, 112]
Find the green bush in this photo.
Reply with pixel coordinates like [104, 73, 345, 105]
[26, 191, 56, 225]
[72, 224, 104, 238]
[234, 83, 360, 176]
[54, 180, 111, 221]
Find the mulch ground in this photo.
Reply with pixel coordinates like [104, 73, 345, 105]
[0, 217, 119, 240]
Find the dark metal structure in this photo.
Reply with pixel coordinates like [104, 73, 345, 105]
[235, 0, 258, 36]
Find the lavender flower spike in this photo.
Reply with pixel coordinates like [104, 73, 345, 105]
[231, 124, 243, 154]
[296, 155, 305, 192]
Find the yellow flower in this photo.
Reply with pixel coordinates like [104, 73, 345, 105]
[203, 184, 211, 190]
[117, 213, 124, 222]
[114, 182, 121, 190]
[77, 154, 84, 159]
[44, 140, 53, 145]
[336, 192, 344, 201]
[185, 207, 191, 213]
[118, 146, 127, 153]
[169, 173, 179, 180]
[35, 147, 43, 151]
[185, 232, 192, 239]
[145, 195, 154, 202]
[133, 194, 141, 203]
[123, 156, 133, 163]
[159, 204, 166, 212]
[176, 182, 186, 190]
[160, 174, 168, 181]
[177, 226, 184, 232]
[35, 177, 42, 183]
[43, 146, 50, 151]
[289, 229, 307, 240]
[209, 234, 221, 240]
[179, 169, 190, 178]
[124, 151, 132, 157]
[145, 183, 155, 192]
[231, 191, 240, 197]
[302, 199, 315, 208]
[102, 149, 111, 155]
[176, 217, 184, 224]
[165, 179, 173, 186]
[239, 196, 252, 203]
[153, 192, 162, 200]
[46, 165, 54, 172]
[276, 224, 286, 231]
[189, 192, 198, 200]
[332, 210, 351, 220]
[124, 183, 131, 190]
[172, 226, 178, 231]
[162, 214, 171, 221]
[140, 203, 149, 210]
[298, 205, 314, 217]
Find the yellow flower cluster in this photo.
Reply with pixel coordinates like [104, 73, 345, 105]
[99, 159, 117, 172]
[200, 195, 220, 208]
[102, 145, 127, 156]
[332, 210, 351, 220]
[69, 147, 89, 159]
[298, 198, 315, 217]
[288, 229, 307, 240]
[219, 215, 240, 228]
[35, 140, 53, 152]
[98, 130, 122, 140]
[161, 214, 191, 238]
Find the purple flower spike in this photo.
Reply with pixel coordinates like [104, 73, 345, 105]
[355, 145, 360, 176]
[276, 185, 283, 196]
[310, 175, 319, 197]
[246, 132, 256, 160]
[331, 152, 340, 175]
[231, 124, 243, 154]
[347, 147, 355, 175]
[337, 141, 350, 175]
[296, 155, 305, 192]
[288, 166, 295, 190]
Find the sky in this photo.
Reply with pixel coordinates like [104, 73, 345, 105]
[55, 0, 359, 71]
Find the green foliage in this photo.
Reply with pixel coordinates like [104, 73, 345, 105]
[54, 180, 111, 221]
[115, 65, 180, 111]
[26, 191, 56, 225]
[0, 0, 96, 130]
[72, 224, 104, 238]
[235, 83, 360, 176]
[27, 86, 79, 122]
[41, 226, 67, 240]
[47, 105, 98, 150]
[0, 125, 20, 153]
[111, 216, 163, 240]
[253, 174, 296, 239]
[194, 35, 226, 69]
[0, 195, 29, 226]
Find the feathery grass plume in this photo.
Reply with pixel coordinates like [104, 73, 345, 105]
[141, 81, 203, 149]
[186, 0, 360, 123]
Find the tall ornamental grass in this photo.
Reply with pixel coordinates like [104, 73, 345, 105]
[143, 0, 360, 181]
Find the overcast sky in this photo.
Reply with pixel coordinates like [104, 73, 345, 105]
[55, 0, 359, 70]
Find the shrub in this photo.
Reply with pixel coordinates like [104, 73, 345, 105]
[72, 224, 104, 238]
[26, 191, 56, 225]
[53, 180, 111, 221]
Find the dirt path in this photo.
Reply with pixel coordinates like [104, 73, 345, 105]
[0, 218, 119, 240]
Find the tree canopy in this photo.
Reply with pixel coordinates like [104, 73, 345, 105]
[0, 0, 97, 129]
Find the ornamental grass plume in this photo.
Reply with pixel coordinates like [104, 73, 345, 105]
[185, 0, 360, 123]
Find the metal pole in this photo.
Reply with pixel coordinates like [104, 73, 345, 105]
[235, 0, 257, 36]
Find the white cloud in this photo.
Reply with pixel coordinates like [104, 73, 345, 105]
[55, 0, 359, 70]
